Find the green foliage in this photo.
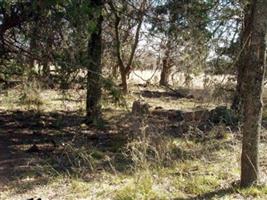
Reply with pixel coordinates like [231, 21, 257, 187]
[207, 57, 234, 75]
[102, 77, 126, 106]
[0, 61, 24, 82]
[150, 0, 212, 37]
[208, 106, 238, 126]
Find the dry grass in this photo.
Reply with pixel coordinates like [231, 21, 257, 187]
[1, 84, 267, 200]
[3, 131, 267, 200]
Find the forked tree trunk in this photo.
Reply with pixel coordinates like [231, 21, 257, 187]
[110, 1, 145, 94]
[86, 0, 103, 124]
[240, 0, 267, 187]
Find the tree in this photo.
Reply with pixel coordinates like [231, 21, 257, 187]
[86, 0, 104, 124]
[0, 0, 105, 120]
[160, 39, 172, 86]
[158, 3, 175, 86]
[150, 0, 213, 87]
[0, 1, 39, 57]
[231, 1, 251, 112]
[240, 0, 267, 187]
[108, 0, 148, 93]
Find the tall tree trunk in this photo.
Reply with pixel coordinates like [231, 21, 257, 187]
[160, 53, 171, 86]
[28, 22, 38, 80]
[86, 0, 103, 124]
[42, 35, 53, 81]
[0, 34, 4, 57]
[240, 0, 267, 187]
[159, 9, 174, 87]
[231, 4, 252, 112]
[231, 61, 244, 111]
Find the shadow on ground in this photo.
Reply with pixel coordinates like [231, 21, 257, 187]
[0, 103, 239, 195]
[139, 90, 186, 99]
[0, 106, 190, 191]
[0, 110, 122, 192]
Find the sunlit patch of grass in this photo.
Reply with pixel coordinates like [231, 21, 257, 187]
[238, 185, 267, 199]
[173, 162, 219, 193]
[262, 105, 267, 121]
[0, 88, 87, 112]
[68, 179, 92, 198]
[114, 171, 169, 200]
[2, 86, 267, 200]
[181, 175, 220, 195]
[2, 135, 267, 200]
[0, 89, 19, 110]
[172, 138, 201, 150]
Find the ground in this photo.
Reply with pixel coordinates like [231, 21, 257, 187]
[1, 81, 267, 200]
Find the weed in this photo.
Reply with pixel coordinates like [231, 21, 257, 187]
[114, 171, 168, 200]
[238, 185, 267, 198]
[18, 80, 43, 110]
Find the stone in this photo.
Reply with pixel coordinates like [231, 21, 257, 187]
[132, 100, 150, 115]
[182, 109, 210, 122]
[208, 106, 238, 125]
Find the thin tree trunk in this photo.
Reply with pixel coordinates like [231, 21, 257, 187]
[42, 62, 50, 79]
[0, 34, 4, 57]
[109, 1, 145, 94]
[120, 69, 128, 94]
[86, 0, 103, 124]
[240, 0, 267, 187]
[160, 54, 171, 86]
[42, 34, 53, 81]
[28, 23, 38, 80]
[112, 64, 118, 79]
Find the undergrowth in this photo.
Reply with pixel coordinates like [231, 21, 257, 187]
[2, 87, 267, 200]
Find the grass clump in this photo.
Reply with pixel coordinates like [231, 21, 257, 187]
[114, 171, 168, 200]
[182, 175, 220, 195]
[19, 81, 44, 109]
[238, 185, 267, 199]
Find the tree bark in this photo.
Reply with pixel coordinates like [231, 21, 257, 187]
[28, 21, 38, 80]
[42, 61, 50, 79]
[160, 48, 171, 86]
[231, 3, 253, 112]
[112, 64, 118, 79]
[109, 1, 145, 94]
[120, 69, 128, 94]
[159, 8, 175, 87]
[86, 0, 103, 124]
[240, 0, 267, 187]
[42, 34, 53, 81]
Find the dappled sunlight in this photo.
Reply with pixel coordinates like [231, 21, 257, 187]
[1, 0, 267, 199]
